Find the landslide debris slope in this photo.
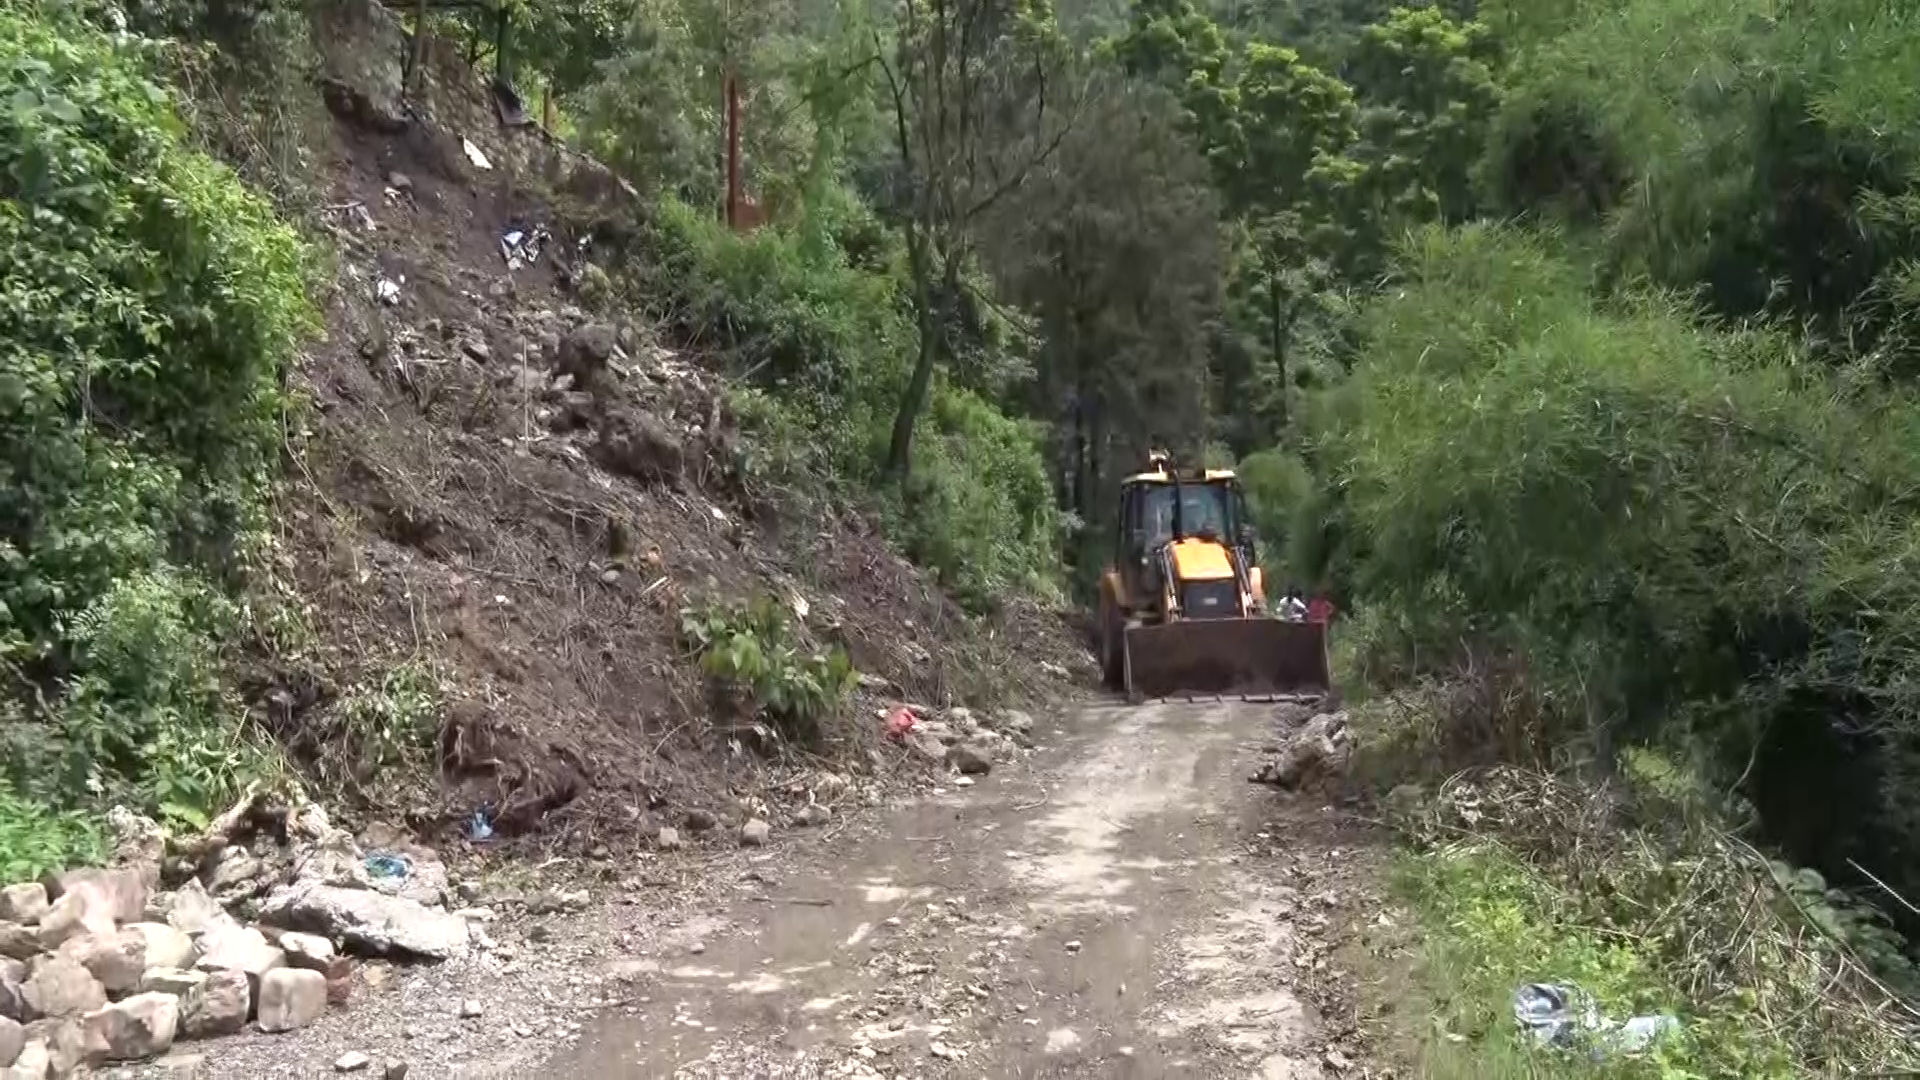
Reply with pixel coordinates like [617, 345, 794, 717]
[262, 0, 1086, 851]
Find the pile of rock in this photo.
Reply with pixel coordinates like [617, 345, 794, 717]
[0, 797, 470, 1078]
[895, 706, 1036, 778]
[1251, 707, 1352, 793]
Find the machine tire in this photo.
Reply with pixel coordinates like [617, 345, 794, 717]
[1100, 597, 1125, 690]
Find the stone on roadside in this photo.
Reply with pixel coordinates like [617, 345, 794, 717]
[3, 1039, 45, 1080]
[255, 969, 326, 1033]
[459, 999, 482, 1019]
[384, 1061, 410, 1080]
[137, 968, 205, 1000]
[32, 891, 113, 953]
[258, 884, 469, 960]
[739, 819, 771, 847]
[23, 1018, 82, 1077]
[0, 1016, 20, 1070]
[163, 880, 236, 939]
[181, 969, 248, 1038]
[950, 742, 995, 776]
[52, 868, 149, 926]
[193, 925, 285, 992]
[0, 926, 36, 963]
[279, 932, 336, 973]
[682, 808, 718, 833]
[793, 804, 831, 827]
[996, 709, 1036, 736]
[125, 923, 195, 973]
[655, 826, 684, 850]
[21, 955, 105, 1019]
[0, 889, 46, 928]
[905, 730, 947, 765]
[81, 991, 178, 1062]
[335, 1050, 371, 1072]
[58, 929, 145, 994]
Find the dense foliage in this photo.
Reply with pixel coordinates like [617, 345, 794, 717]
[0, 2, 313, 869]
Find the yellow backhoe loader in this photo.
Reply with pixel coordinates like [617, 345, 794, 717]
[1096, 451, 1331, 702]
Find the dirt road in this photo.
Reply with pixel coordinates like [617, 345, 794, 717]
[554, 699, 1337, 1079]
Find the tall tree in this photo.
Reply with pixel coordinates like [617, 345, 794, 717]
[874, 0, 1078, 481]
[982, 75, 1224, 537]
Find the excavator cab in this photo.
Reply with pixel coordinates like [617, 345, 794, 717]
[1098, 452, 1331, 702]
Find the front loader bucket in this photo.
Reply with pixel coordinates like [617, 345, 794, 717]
[1123, 618, 1331, 702]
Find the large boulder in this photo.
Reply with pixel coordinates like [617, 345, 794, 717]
[259, 885, 469, 961]
[20, 956, 105, 1020]
[0, 889, 46, 927]
[181, 970, 248, 1038]
[0, 972, 22, 1022]
[81, 992, 178, 1062]
[255, 969, 326, 1033]
[0, 1016, 20, 1070]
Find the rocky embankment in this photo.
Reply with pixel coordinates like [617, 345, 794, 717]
[0, 797, 480, 1079]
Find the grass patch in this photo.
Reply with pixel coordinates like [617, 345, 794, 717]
[1345, 691, 1920, 1079]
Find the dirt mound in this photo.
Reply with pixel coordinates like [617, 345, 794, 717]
[256, 0, 1090, 852]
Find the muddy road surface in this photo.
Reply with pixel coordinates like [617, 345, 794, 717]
[556, 699, 1338, 1079]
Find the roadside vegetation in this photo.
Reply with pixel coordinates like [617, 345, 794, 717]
[8, 0, 1920, 1069]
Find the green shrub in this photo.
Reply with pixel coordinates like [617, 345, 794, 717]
[641, 195, 1063, 607]
[679, 595, 857, 745]
[1312, 221, 1920, 949]
[0, 776, 103, 882]
[0, 3, 313, 856]
[338, 660, 444, 773]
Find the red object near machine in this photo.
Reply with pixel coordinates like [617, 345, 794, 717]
[1307, 596, 1335, 625]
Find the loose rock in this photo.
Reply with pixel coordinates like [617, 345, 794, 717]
[682, 809, 718, 833]
[258, 884, 469, 960]
[279, 932, 336, 973]
[0, 1017, 20, 1070]
[54, 868, 148, 926]
[4, 1039, 46, 1080]
[655, 827, 684, 851]
[59, 929, 145, 994]
[81, 991, 178, 1062]
[459, 999, 483, 1019]
[335, 1050, 371, 1072]
[0, 926, 36, 963]
[793, 804, 832, 827]
[164, 881, 236, 938]
[21, 955, 106, 1019]
[194, 925, 285, 990]
[126, 923, 196, 972]
[33, 891, 113, 952]
[23, 1017, 82, 1076]
[740, 819, 771, 847]
[950, 742, 995, 776]
[137, 968, 206, 1001]
[182, 969, 248, 1038]
[255, 969, 327, 1033]
[905, 730, 947, 765]
[0, 889, 46, 927]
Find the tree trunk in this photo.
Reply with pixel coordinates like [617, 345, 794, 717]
[1269, 274, 1287, 432]
[884, 229, 941, 480]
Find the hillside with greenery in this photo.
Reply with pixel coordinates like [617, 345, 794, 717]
[8, 0, 1920, 1070]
